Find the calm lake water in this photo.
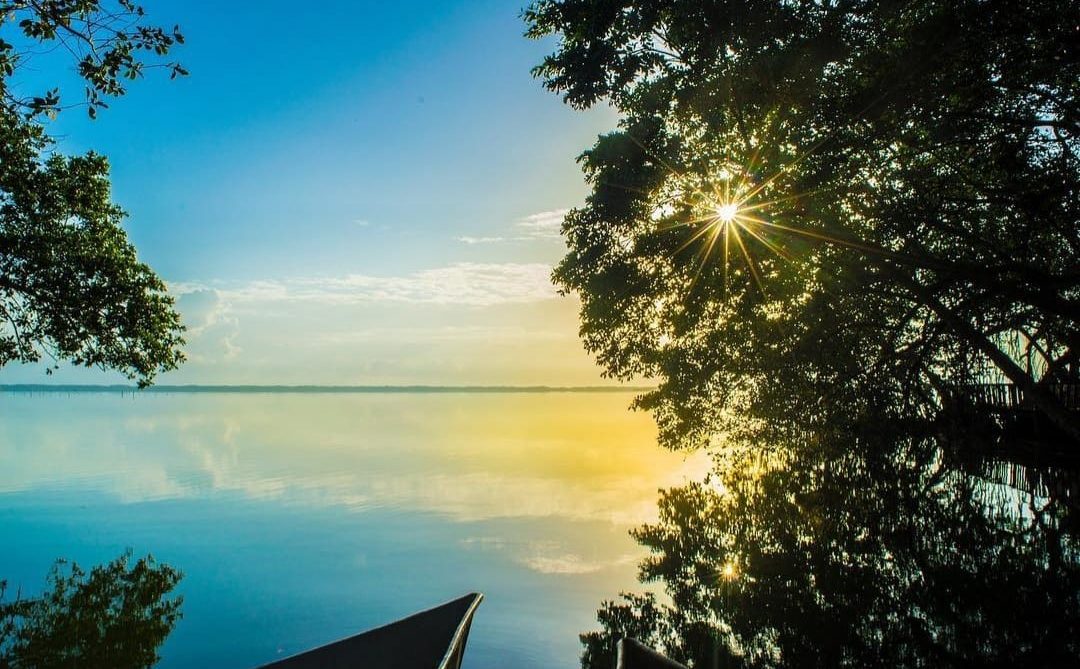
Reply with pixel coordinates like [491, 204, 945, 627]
[1, 390, 706, 668]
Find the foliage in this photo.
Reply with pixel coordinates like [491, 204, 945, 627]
[0, 552, 183, 669]
[579, 426, 1080, 668]
[0, 1, 186, 119]
[527, 0, 1080, 449]
[527, 5, 1080, 663]
[0, 1, 186, 385]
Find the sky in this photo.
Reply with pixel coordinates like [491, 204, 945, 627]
[5, 0, 620, 386]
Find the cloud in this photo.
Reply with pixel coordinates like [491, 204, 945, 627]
[314, 325, 572, 345]
[175, 288, 228, 336]
[181, 263, 558, 307]
[163, 262, 572, 378]
[459, 536, 509, 550]
[515, 208, 569, 239]
[455, 208, 570, 245]
[458, 536, 639, 575]
[457, 236, 507, 245]
[353, 219, 371, 227]
[174, 288, 243, 362]
[519, 552, 636, 575]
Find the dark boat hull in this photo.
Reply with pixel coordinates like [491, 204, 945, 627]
[258, 593, 483, 669]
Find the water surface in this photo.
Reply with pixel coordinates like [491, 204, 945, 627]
[1, 390, 705, 668]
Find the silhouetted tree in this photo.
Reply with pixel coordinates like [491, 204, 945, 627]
[580, 426, 1080, 668]
[527, 0, 1080, 448]
[0, 1, 186, 385]
[0, 552, 183, 669]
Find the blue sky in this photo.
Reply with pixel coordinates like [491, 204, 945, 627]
[6, 1, 620, 385]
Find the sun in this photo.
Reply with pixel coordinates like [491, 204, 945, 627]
[720, 561, 737, 580]
[661, 163, 803, 296]
[715, 202, 740, 224]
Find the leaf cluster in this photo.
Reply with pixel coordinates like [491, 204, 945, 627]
[0, 0, 185, 119]
[0, 105, 184, 384]
[0, 1, 186, 384]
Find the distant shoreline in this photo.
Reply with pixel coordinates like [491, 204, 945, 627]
[0, 384, 652, 395]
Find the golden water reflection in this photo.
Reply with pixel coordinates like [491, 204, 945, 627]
[1, 391, 709, 586]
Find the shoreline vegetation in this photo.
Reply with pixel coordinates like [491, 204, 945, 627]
[0, 384, 654, 394]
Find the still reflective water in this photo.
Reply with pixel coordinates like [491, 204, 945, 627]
[0, 391, 706, 668]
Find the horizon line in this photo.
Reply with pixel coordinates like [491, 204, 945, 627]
[0, 383, 654, 395]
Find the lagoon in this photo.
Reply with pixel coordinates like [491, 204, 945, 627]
[0, 390, 705, 668]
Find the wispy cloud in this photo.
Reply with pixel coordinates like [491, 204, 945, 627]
[457, 236, 507, 245]
[519, 552, 636, 575]
[459, 536, 639, 575]
[314, 325, 572, 345]
[515, 208, 569, 239]
[455, 208, 570, 245]
[173, 262, 558, 308]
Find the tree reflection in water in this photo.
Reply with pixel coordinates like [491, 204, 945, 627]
[582, 421, 1080, 668]
[0, 552, 182, 669]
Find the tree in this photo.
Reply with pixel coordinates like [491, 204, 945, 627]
[526, 0, 1080, 449]
[0, 1, 187, 385]
[579, 424, 1080, 668]
[0, 552, 183, 669]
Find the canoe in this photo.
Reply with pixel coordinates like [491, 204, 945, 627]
[258, 593, 483, 669]
[617, 638, 688, 669]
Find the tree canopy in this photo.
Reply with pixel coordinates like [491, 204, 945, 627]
[0, 1, 186, 385]
[528, 2, 1080, 665]
[527, 0, 1080, 449]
